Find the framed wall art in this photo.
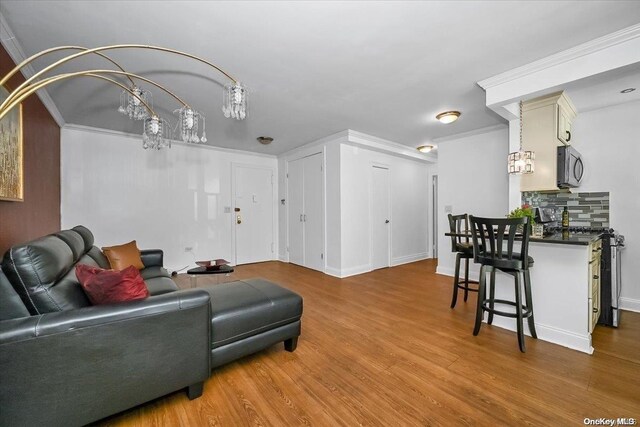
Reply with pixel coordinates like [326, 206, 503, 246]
[0, 85, 23, 202]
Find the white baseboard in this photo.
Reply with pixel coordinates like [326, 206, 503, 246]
[436, 265, 481, 279]
[436, 266, 454, 277]
[391, 252, 429, 267]
[488, 317, 593, 354]
[324, 263, 372, 278]
[324, 266, 342, 278]
[620, 297, 640, 313]
[278, 254, 287, 262]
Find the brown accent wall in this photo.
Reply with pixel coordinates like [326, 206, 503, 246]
[0, 44, 61, 255]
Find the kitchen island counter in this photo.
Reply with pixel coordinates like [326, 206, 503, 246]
[527, 231, 602, 246]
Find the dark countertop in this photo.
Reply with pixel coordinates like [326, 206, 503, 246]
[446, 231, 602, 246]
[527, 232, 602, 246]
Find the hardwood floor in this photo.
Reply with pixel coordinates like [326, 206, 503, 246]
[98, 259, 640, 426]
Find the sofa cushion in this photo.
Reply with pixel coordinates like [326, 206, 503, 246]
[205, 278, 303, 349]
[140, 266, 171, 280]
[2, 235, 92, 314]
[76, 264, 149, 305]
[54, 230, 86, 262]
[87, 247, 111, 269]
[71, 225, 95, 252]
[144, 276, 179, 295]
[102, 241, 145, 271]
[0, 269, 30, 320]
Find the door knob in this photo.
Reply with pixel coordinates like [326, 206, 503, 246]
[234, 207, 241, 212]
[385, 219, 390, 224]
[236, 215, 242, 224]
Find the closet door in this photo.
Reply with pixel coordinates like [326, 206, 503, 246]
[303, 153, 323, 272]
[370, 165, 390, 270]
[287, 158, 305, 266]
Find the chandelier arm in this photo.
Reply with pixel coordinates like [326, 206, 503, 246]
[0, 45, 136, 87]
[0, 72, 157, 122]
[0, 69, 190, 117]
[1, 44, 239, 113]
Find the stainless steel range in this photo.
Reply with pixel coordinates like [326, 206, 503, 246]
[599, 230, 625, 327]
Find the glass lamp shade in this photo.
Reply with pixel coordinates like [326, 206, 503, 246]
[175, 106, 207, 143]
[508, 150, 535, 174]
[222, 82, 247, 120]
[119, 86, 151, 120]
[142, 115, 171, 150]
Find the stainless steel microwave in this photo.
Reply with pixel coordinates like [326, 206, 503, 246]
[557, 145, 583, 188]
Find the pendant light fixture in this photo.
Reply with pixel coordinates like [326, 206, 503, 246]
[507, 101, 535, 174]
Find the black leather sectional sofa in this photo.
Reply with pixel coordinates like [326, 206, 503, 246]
[0, 226, 303, 426]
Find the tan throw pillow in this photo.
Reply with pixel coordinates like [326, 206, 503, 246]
[102, 240, 145, 271]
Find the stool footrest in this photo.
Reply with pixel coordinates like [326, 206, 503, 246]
[481, 299, 533, 319]
[456, 282, 479, 292]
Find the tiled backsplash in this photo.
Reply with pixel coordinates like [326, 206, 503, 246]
[522, 191, 609, 228]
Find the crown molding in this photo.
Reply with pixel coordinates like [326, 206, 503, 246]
[478, 23, 640, 90]
[432, 123, 507, 143]
[346, 130, 436, 163]
[62, 123, 278, 158]
[0, 13, 66, 127]
[278, 129, 437, 163]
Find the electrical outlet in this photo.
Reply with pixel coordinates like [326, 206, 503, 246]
[184, 247, 193, 252]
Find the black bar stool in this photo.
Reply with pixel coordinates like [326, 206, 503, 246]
[468, 216, 537, 352]
[447, 213, 478, 308]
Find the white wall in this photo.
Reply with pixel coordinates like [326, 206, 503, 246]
[339, 143, 430, 276]
[436, 127, 510, 276]
[277, 130, 432, 278]
[325, 142, 342, 274]
[61, 126, 278, 272]
[572, 100, 640, 310]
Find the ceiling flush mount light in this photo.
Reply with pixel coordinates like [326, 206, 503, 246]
[417, 144, 435, 153]
[620, 88, 636, 93]
[0, 44, 248, 150]
[436, 111, 460, 124]
[257, 136, 273, 145]
[508, 101, 535, 175]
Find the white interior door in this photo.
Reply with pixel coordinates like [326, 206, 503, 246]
[234, 165, 274, 265]
[287, 158, 305, 266]
[303, 153, 324, 272]
[371, 165, 390, 270]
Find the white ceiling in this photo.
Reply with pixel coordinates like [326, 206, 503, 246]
[2, 1, 640, 154]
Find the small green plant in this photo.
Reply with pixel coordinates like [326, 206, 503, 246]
[507, 203, 536, 224]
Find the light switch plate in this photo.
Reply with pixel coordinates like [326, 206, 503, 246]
[444, 205, 453, 213]
[224, 206, 231, 213]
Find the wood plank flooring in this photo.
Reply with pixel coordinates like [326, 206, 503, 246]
[97, 259, 640, 426]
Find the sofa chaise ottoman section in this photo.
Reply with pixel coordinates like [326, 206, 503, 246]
[201, 278, 303, 368]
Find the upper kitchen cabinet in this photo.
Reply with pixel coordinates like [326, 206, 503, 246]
[521, 91, 578, 192]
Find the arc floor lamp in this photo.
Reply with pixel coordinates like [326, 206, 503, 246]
[0, 44, 248, 149]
